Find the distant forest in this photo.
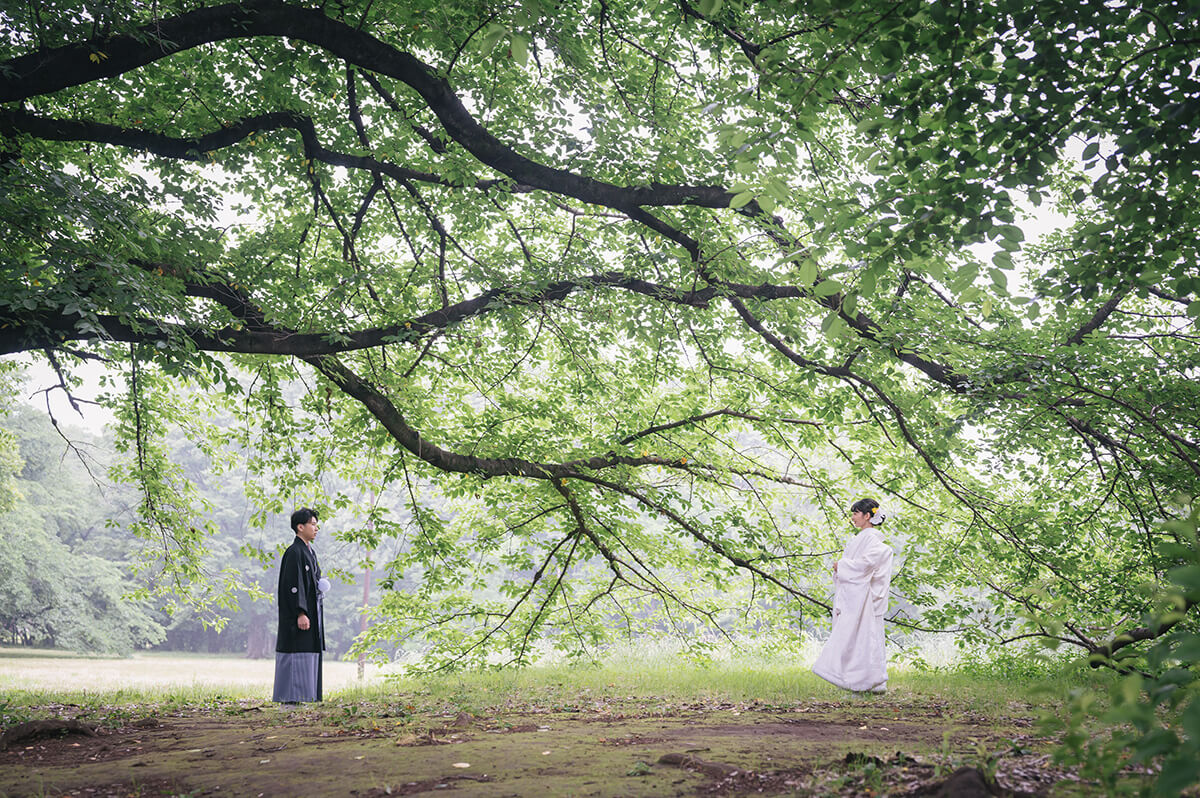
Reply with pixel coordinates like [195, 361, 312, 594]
[0, 389, 397, 659]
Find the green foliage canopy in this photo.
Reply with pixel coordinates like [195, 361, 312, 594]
[0, 0, 1198, 673]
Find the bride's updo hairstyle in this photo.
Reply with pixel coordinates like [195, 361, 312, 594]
[850, 498, 885, 526]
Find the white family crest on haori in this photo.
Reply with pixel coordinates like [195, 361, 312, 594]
[812, 526, 894, 692]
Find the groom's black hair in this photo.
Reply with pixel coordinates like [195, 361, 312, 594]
[290, 507, 319, 533]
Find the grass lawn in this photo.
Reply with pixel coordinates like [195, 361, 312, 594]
[0, 646, 386, 695]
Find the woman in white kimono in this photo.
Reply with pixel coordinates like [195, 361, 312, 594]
[812, 498, 894, 693]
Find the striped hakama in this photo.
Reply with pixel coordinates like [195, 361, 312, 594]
[272, 651, 323, 702]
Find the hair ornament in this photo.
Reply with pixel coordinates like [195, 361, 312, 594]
[870, 509, 885, 525]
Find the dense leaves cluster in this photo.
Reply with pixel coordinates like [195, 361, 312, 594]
[0, 396, 393, 657]
[0, 0, 1197, 709]
[0, 403, 164, 654]
[1046, 509, 1200, 796]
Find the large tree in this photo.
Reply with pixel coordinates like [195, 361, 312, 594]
[1, 0, 1197, 667]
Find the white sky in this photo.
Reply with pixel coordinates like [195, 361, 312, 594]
[8, 354, 118, 434]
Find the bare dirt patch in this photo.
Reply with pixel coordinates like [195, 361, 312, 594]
[0, 697, 1071, 797]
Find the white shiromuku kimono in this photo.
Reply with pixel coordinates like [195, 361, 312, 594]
[812, 526, 894, 692]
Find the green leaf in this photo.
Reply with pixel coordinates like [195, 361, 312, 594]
[729, 191, 754, 209]
[480, 24, 508, 56]
[1129, 728, 1180, 764]
[855, 117, 886, 135]
[1167, 565, 1200, 596]
[511, 33, 530, 67]
[813, 279, 842, 297]
[997, 225, 1025, 243]
[820, 311, 846, 337]
[765, 177, 790, 202]
[1181, 695, 1200, 744]
[988, 267, 1009, 293]
[858, 268, 878, 297]
[875, 39, 903, 66]
[1171, 634, 1200, 662]
[1157, 755, 1200, 797]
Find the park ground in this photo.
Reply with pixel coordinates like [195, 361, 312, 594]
[0, 648, 1123, 797]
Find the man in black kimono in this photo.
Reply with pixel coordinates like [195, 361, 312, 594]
[272, 507, 326, 703]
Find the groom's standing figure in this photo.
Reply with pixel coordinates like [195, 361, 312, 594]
[273, 507, 326, 704]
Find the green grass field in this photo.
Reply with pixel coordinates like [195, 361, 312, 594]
[0, 642, 1100, 715]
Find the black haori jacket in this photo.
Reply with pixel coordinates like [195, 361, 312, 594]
[275, 536, 325, 653]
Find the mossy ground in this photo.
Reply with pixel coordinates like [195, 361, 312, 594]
[1, 690, 1076, 797]
[1, 651, 1126, 796]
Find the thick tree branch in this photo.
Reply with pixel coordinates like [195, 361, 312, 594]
[0, 1, 737, 211]
[0, 0, 1153, 408]
[618, 408, 820, 446]
[1, 269, 719, 356]
[1088, 597, 1199, 667]
[0, 108, 485, 192]
[1063, 289, 1127, 346]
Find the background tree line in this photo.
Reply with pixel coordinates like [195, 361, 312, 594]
[0, 377, 399, 659]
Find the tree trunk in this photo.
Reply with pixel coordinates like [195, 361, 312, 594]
[245, 613, 274, 659]
[358, 562, 371, 680]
